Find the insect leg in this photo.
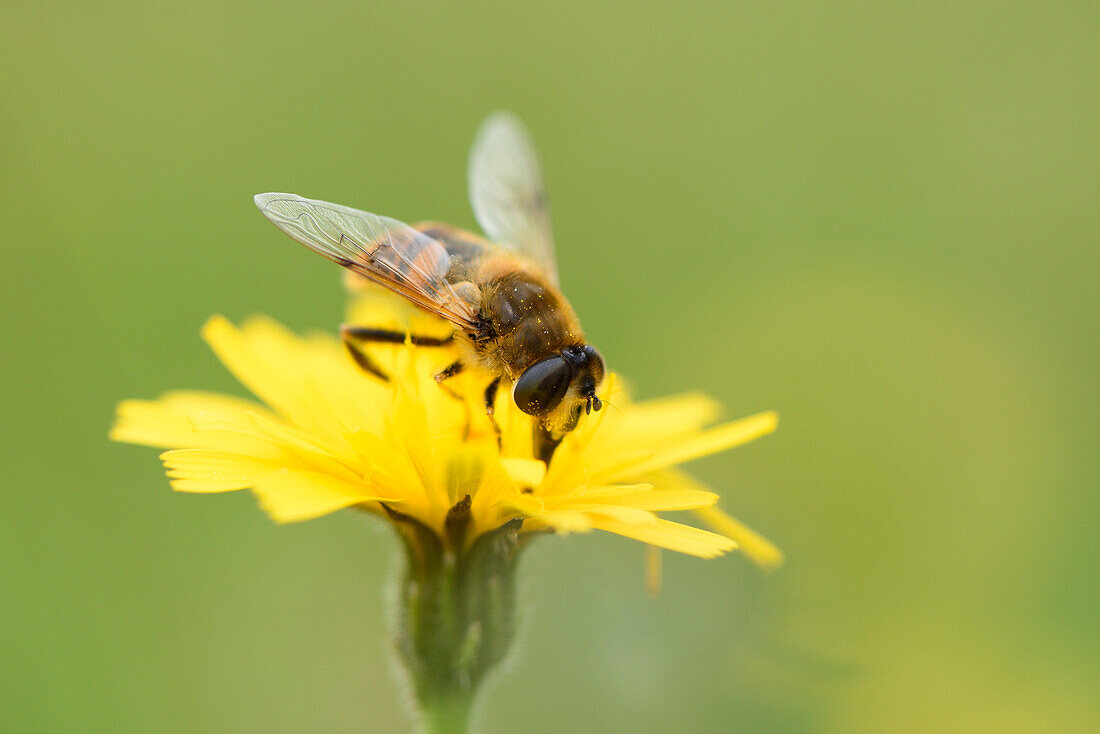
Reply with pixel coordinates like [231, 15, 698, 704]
[341, 325, 455, 347]
[483, 377, 502, 446]
[533, 424, 563, 466]
[340, 324, 454, 382]
[434, 360, 473, 438]
[433, 360, 466, 401]
[342, 334, 391, 382]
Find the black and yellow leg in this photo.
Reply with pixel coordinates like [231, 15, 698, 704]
[533, 424, 563, 466]
[341, 334, 390, 382]
[484, 377, 502, 445]
[433, 360, 466, 401]
[435, 360, 473, 438]
[341, 325, 454, 347]
[340, 324, 454, 382]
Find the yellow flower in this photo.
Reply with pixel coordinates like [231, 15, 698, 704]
[111, 298, 781, 567]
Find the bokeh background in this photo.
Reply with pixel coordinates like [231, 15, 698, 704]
[2, 2, 1096, 731]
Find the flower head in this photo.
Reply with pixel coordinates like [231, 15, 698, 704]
[111, 297, 781, 567]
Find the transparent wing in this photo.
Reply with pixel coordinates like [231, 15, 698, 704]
[254, 193, 478, 329]
[468, 112, 558, 284]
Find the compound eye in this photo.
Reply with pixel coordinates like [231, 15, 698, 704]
[585, 346, 605, 384]
[513, 356, 573, 416]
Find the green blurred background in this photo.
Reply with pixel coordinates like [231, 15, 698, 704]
[2, 1, 1096, 731]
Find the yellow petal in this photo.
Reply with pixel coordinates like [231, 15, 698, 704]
[201, 315, 314, 425]
[446, 444, 496, 505]
[564, 388, 717, 460]
[343, 429, 422, 490]
[390, 385, 445, 515]
[695, 505, 784, 571]
[498, 493, 588, 533]
[598, 411, 778, 481]
[111, 392, 279, 456]
[590, 517, 736, 559]
[160, 390, 277, 425]
[604, 390, 721, 437]
[183, 410, 371, 492]
[111, 398, 203, 448]
[499, 458, 546, 488]
[573, 485, 718, 510]
[525, 509, 592, 534]
[651, 469, 784, 569]
[566, 504, 659, 525]
[250, 468, 393, 523]
[160, 449, 277, 493]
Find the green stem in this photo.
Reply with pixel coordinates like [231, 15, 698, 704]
[419, 694, 472, 734]
[387, 505, 526, 734]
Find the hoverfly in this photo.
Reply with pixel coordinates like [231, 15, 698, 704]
[254, 112, 604, 463]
